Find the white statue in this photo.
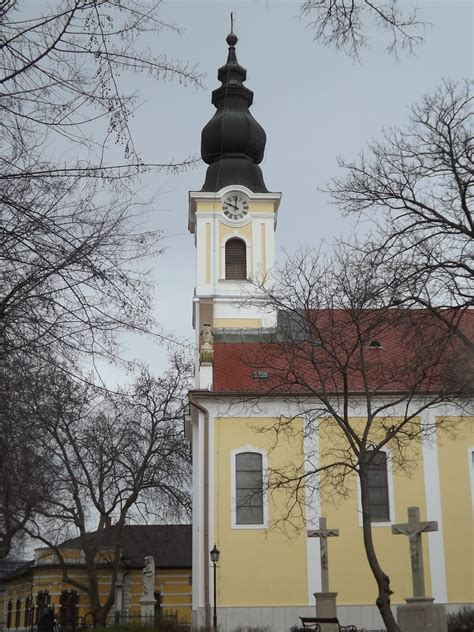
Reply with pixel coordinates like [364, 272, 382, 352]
[142, 556, 155, 598]
[200, 324, 214, 351]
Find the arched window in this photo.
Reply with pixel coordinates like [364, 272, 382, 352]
[235, 451, 264, 525]
[225, 238, 247, 280]
[367, 451, 390, 522]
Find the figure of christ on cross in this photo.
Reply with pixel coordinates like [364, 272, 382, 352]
[391, 506, 438, 598]
[307, 517, 340, 593]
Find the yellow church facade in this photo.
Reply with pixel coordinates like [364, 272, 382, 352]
[187, 30, 473, 631]
[188, 404, 472, 629]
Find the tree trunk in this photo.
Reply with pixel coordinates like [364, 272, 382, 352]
[359, 468, 401, 632]
[84, 553, 114, 627]
[95, 605, 109, 628]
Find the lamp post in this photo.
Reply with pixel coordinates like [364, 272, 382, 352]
[210, 545, 220, 631]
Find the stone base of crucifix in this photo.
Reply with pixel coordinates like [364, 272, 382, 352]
[397, 597, 447, 632]
[392, 507, 447, 632]
[314, 592, 338, 632]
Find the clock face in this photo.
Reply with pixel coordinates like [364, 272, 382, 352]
[222, 193, 249, 220]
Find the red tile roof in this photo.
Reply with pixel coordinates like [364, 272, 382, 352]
[213, 309, 473, 395]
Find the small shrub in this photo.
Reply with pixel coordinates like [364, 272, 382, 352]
[447, 607, 474, 632]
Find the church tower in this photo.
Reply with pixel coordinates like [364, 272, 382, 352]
[188, 30, 281, 387]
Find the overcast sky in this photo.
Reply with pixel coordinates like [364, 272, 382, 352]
[87, 0, 473, 381]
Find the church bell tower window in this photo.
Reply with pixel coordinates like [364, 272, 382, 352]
[225, 238, 247, 280]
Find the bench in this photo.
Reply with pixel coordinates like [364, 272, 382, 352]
[300, 617, 358, 631]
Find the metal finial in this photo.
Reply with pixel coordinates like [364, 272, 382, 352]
[226, 13, 238, 47]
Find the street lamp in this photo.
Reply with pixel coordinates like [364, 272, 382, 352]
[210, 545, 220, 630]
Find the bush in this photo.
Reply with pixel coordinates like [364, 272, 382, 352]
[447, 607, 474, 632]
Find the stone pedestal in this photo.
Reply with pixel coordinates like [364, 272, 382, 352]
[314, 593, 338, 632]
[397, 597, 447, 632]
[139, 597, 156, 624]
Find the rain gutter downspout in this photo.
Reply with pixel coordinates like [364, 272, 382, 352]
[189, 393, 211, 629]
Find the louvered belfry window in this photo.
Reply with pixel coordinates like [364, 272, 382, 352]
[225, 238, 247, 280]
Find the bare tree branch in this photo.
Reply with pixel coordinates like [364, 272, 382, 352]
[300, 0, 426, 59]
[329, 81, 473, 325]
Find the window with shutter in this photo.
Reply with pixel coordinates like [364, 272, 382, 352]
[7, 601, 12, 628]
[225, 238, 247, 280]
[25, 598, 32, 628]
[367, 451, 390, 522]
[15, 599, 21, 628]
[60, 591, 78, 627]
[36, 591, 50, 624]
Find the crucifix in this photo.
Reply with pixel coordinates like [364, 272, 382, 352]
[307, 517, 339, 592]
[391, 506, 438, 598]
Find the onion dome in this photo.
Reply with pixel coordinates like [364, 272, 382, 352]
[200, 31, 268, 193]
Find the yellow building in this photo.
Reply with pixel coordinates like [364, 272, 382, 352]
[0, 525, 191, 630]
[186, 29, 474, 632]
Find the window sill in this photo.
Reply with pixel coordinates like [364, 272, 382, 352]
[218, 278, 252, 283]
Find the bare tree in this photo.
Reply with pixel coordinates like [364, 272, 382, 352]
[235, 247, 472, 632]
[0, 357, 56, 559]
[1, 0, 202, 175]
[1, 1, 198, 557]
[27, 355, 191, 625]
[0, 0, 202, 367]
[328, 81, 473, 342]
[1, 170, 162, 369]
[300, 0, 425, 58]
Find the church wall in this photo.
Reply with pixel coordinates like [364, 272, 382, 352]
[213, 318, 263, 328]
[318, 415, 432, 605]
[192, 394, 472, 631]
[437, 416, 474, 603]
[213, 416, 309, 608]
[248, 201, 275, 213]
[194, 212, 213, 294]
[201, 401, 465, 613]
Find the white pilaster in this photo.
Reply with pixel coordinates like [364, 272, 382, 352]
[420, 409, 448, 602]
[192, 409, 206, 610]
[304, 415, 322, 601]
